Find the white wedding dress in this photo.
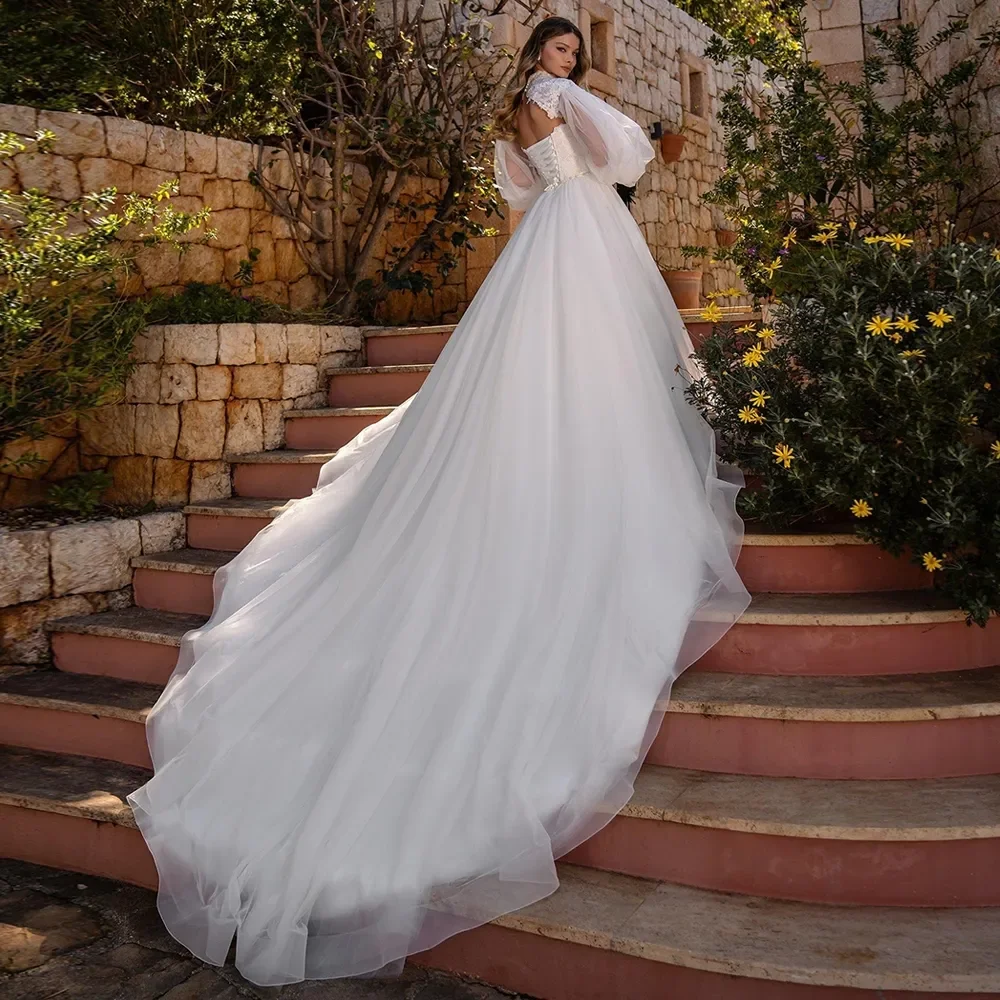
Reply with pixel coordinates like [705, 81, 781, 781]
[127, 69, 751, 987]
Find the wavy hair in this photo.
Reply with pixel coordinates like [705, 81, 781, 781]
[492, 17, 590, 140]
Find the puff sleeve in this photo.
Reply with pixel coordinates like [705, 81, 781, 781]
[493, 139, 544, 213]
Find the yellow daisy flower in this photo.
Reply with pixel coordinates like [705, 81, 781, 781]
[782, 228, 797, 248]
[900, 349, 926, 359]
[848, 220, 858, 232]
[700, 302, 724, 323]
[985, 382, 992, 390]
[735, 323, 757, 335]
[763, 257, 783, 279]
[850, 499, 873, 518]
[991, 247, 1000, 261]
[772, 443, 795, 468]
[991, 441, 1000, 460]
[757, 327, 778, 348]
[922, 552, 944, 572]
[865, 315, 893, 336]
[885, 233, 914, 250]
[927, 309, 954, 328]
[750, 390, 770, 408]
[810, 231, 837, 245]
[864, 236, 885, 245]
[888, 332, 903, 344]
[738, 407, 764, 424]
[742, 344, 766, 367]
[894, 314, 918, 333]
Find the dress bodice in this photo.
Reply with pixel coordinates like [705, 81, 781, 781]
[521, 70, 590, 192]
[523, 125, 590, 192]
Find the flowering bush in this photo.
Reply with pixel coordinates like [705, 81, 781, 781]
[687, 235, 1000, 624]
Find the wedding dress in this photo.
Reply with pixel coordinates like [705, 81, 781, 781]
[127, 68, 751, 987]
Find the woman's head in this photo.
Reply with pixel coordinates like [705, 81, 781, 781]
[492, 17, 590, 138]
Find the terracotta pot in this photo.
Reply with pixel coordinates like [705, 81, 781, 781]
[660, 268, 703, 310]
[659, 133, 686, 163]
[715, 228, 738, 247]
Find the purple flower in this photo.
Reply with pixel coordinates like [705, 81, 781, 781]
[816, 154, 826, 161]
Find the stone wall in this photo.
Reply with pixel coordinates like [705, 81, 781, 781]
[0, 324, 364, 510]
[803, 0, 1000, 228]
[0, 511, 185, 665]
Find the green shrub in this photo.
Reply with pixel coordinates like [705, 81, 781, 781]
[688, 236, 1000, 624]
[0, 0, 302, 139]
[0, 131, 212, 453]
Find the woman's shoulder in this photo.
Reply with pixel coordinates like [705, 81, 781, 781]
[524, 71, 576, 119]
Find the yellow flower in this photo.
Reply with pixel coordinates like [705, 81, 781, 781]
[738, 406, 764, 424]
[810, 230, 837, 245]
[848, 220, 858, 232]
[757, 327, 778, 348]
[900, 349, 926, 359]
[922, 552, 944, 572]
[991, 441, 1000, 460]
[985, 382, 992, 390]
[763, 257, 783, 279]
[850, 499, 873, 518]
[894, 314, 918, 333]
[735, 323, 757, 335]
[888, 332, 903, 344]
[885, 233, 914, 251]
[750, 389, 770, 407]
[782, 228, 797, 248]
[865, 315, 893, 336]
[927, 309, 954, 328]
[864, 235, 885, 245]
[772, 443, 795, 468]
[700, 302, 724, 323]
[919, 497, 929, 504]
[992, 247, 1000, 262]
[742, 344, 766, 367]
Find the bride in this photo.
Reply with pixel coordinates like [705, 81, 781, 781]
[127, 15, 751, 988]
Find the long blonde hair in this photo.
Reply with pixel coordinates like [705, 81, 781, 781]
[492, 17, 591, 140]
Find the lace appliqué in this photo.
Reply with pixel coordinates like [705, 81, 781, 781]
[524, 71, 570, 120]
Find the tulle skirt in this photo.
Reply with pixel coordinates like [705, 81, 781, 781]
[127, 172, 751, 986]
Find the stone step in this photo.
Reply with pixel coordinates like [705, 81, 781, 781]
[327, 363, 433, 407]
[568, 764, 1000, 906]
[3, 747, 1000, 997]
[132, 548, 230, 615]
[183, 497, 290, 550]
[740, 526, 932, 593]
[701, 590, 1000, 675]
[283, 405, 394, 450]
[363, 324, 456, 366]
[228, 449, 337, 500]
[48, 607, 201, 685]
[2, 738, 999, 912]
[659, 667, 1000, 779]
[15, 640, 1000, 782]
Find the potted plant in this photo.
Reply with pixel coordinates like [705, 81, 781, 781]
[660, 244, 708, 310]
[656, 114, 688, 163]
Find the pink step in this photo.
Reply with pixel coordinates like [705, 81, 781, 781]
[231, 450, 335, 499]
[364, 325, 455, 366]
[184, 498, 289, 551]
[565, 766, 1000, 907]
[738, 530, 932, 593]
[653, 668, 1000, 779]
[48, 608, 198, 685]
[700, 592, 1000, 675]
[284, 405, 394, 450]
[327, 365, 431, 407]
[132, 549, 229, 615]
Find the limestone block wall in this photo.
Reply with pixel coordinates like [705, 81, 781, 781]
[803, 0, 1000, 228]
[0, 104, 327, 309]
[0, 324, 363, 510]
[0, 510, 185, 665]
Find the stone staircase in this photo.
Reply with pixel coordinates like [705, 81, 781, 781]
[3, 321, 1000, 997]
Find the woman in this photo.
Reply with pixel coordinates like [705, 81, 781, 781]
[127, 16, 750, 987]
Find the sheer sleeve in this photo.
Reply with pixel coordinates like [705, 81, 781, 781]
[493, 139, 544, 213]
[557, 81, 655, 188]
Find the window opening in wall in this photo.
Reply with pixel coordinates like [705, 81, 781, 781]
[688, 69, 706, 118]
[589, 17, 613, 77]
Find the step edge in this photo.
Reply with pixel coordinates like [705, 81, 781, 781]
[284, 406, 395, 419]
[0, 788, 137, 829]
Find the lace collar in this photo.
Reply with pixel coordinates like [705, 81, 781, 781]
[525, 68, 570, 119]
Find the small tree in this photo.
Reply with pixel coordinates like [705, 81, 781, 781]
[253, 0, 540, 320]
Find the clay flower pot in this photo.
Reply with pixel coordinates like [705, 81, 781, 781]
[715, 228, 738, 247]
[659, 133, 686, 163]
[660, 269, 703, 310]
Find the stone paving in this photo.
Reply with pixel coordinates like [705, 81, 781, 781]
[0, 858, 534, 1000]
